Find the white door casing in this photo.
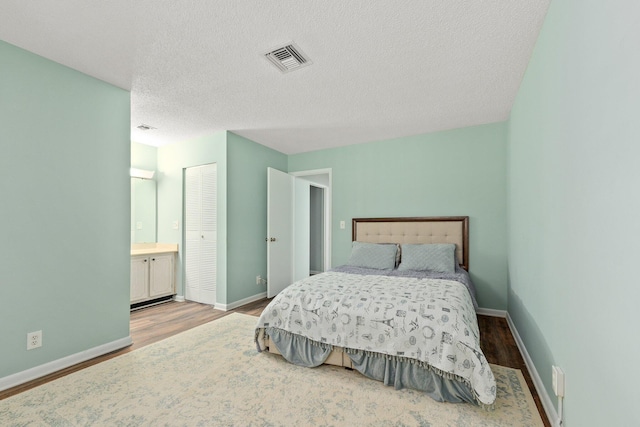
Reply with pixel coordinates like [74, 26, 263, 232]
[291, 169, 332, 273]
[294, 178, 310, 282]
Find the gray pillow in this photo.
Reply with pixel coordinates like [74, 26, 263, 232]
[397, 243, 456, 273]
[347, 242, 398, 270]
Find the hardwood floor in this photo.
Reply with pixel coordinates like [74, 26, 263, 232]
[0, 299, 550, 426]
[477, 315, 551, 427]
[0, 300, 263, 401]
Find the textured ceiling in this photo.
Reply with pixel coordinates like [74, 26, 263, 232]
[0, 0, 550, 154]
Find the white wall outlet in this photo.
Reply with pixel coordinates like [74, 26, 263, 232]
[172, 220, 179, 230]
[136, 221, 143, 230]
[552, 365, 565, 397]
[256, 275, 262, 285]
[340, 220, 345, 229]
[27, 330, 42, 350]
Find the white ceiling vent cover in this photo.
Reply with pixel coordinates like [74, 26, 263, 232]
[265, 43, 312, 73]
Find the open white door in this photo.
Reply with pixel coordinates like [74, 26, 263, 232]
[267, 168, 293, 297]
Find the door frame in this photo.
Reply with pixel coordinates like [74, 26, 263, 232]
[290, 168, 332, 272]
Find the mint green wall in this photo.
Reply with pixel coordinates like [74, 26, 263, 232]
[156, 133, 227, 302]
[131, 141, 157, 171]
[508, 1, 640, 425]
[0, 41, 131, 377]
[289, 123, 507, 309]
[226, 133, 288, 303]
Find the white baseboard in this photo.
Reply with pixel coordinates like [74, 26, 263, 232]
[506, 312, 557, 427]
[0, 336, 132, 392]
[214, 292, 267, 311]
[476, 307, 507, 317]
[173, 295, 185, 302]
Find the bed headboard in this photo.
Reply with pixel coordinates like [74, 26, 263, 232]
[352, 216, 469, 270]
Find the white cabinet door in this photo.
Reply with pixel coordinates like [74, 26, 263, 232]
[149, 254, 174, 298]
[130, 256, 150, 303]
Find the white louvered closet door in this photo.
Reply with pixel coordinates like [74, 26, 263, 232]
[184, 163, 217, 305]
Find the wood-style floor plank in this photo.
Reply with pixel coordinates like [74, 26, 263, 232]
[477, 315, 550, 426]
[0, 299, 550, 426]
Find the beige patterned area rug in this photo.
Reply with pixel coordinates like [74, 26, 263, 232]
[0, 313, 544, 426]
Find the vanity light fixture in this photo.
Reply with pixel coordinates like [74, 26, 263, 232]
[130, 168, 155, 180]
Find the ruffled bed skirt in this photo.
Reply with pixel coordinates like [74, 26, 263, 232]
[259, 327, 479, 407]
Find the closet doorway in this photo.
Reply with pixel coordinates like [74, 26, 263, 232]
[184, 163, 217, 305]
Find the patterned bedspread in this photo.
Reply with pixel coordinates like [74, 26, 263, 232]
[255, 271, 496, 406]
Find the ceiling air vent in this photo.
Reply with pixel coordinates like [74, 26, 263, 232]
[265, 43, 312, 73]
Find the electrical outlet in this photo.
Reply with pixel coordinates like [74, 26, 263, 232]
[27, 330, 42, 350]
[552, 365, 565, 397]
[256, 275, 262, 285]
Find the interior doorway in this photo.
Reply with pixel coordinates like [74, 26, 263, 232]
[291, 169, 331, 274]
[266, 168, 332, 297]
[309, 185, 324, 275]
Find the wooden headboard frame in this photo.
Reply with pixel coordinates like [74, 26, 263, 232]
[352, 216, 469, 270]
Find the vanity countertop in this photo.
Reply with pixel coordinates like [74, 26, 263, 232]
[131, 243, 178, 256]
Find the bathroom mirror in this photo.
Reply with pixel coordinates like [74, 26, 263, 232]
[131, 178, 157, 243]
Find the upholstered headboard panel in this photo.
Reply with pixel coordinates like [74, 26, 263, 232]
[352, 217, 469, 270]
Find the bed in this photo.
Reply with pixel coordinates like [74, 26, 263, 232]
[255, 216, 496, 408]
